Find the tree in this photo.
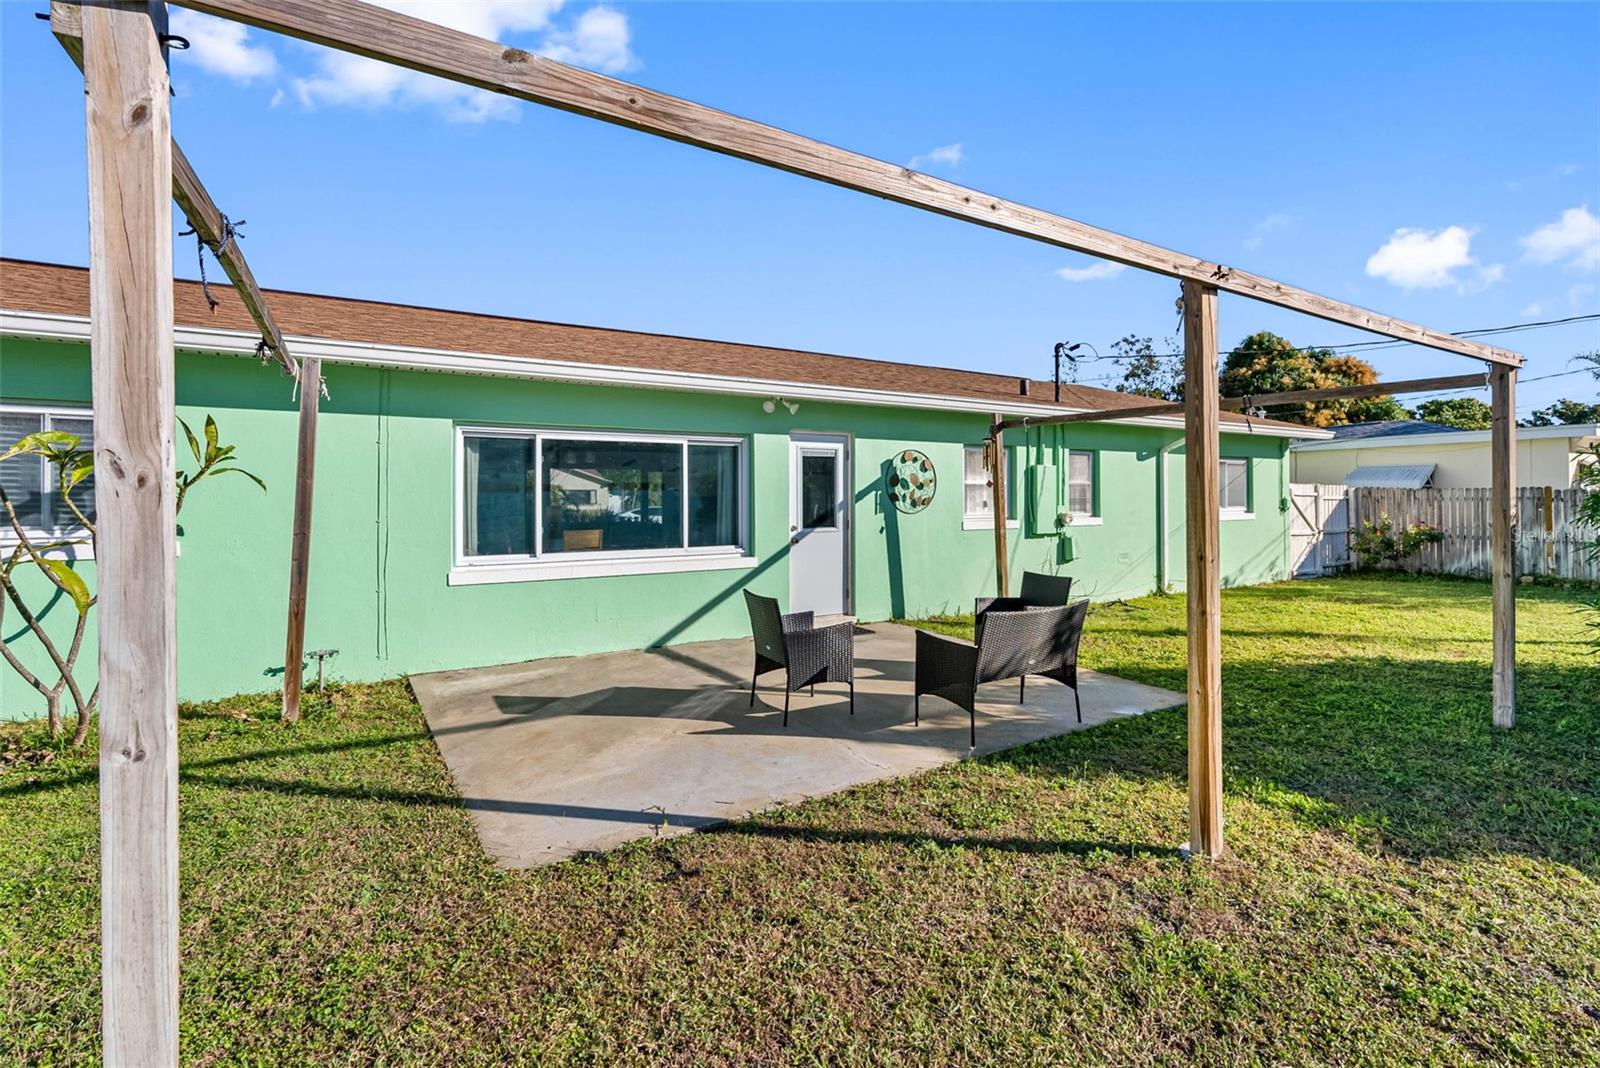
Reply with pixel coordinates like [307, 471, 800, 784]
[1217, 331, 1403, 427]
[1108, 334, 1182, 401]
[0, 415, 262, 744]
[1577, 350, 1599, 381]
[1414, 397, 1493, 430]
[1523, 397, 1600, 426]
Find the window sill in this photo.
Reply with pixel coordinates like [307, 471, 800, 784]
[0, 538, 186, 560]
[962, 516, 1020, 531]
[448, 552, 758, 586]
[1219, 511, 1255, 522]
[0, 536, 94, 561]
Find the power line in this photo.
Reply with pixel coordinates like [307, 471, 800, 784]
[1073, 311, 1600, 364]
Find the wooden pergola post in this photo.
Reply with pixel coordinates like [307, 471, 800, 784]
[1182, 280, 1224, 858]
[281, 357, 321, 722]
[1490, 364, 1517, 728]
[989, 414, 1010, 597]
[83, 1, 179, 1062]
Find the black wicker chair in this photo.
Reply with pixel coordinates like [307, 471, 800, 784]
[914, 600, 1089, 747]
[974, 570, 1073, 620]
[743, 591, 855, 726]
[974, 570, 1074, 701]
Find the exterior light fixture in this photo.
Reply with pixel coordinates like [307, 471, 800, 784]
[762, 398, 777, 413]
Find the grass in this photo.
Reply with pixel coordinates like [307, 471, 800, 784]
[3, 574, 1598, 1065]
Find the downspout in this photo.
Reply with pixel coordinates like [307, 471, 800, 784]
[1155, 433, 1183, 591]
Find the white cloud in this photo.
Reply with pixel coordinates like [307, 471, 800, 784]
[1522, 301, 1547, 317]
[1365, 225, 1491, 290]
[292, 1, 566, 123]
[1569, 283, 1597, 309]
[1463, 263, 1505, 293]
[542, 6, 636, 73]
[273, 2, 634, 123]
[1054, 262, 1125, 283]
[1242, 213, 1293, 250]
[908, 143, 964, 171]
[1521, 206, 1600, 270]
[170, 9, 276, 81]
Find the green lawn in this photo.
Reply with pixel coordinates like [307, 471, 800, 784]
[3, 575, 1598, 1065]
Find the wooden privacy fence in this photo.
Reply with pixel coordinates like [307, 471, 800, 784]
[1292, 483, 1599, 581]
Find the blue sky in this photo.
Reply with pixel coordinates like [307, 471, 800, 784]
[3, 1, 1597, 418]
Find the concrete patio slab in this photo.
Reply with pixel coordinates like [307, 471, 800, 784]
[410, 622, 1182, 868]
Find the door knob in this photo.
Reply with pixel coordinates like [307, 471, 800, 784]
[790, 536, 799, 545]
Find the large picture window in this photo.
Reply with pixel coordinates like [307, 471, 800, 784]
[459, 427, 745, 564]
[0, 404, 95, 537]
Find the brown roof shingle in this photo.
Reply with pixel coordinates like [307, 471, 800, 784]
[1, 258, 1306, 431]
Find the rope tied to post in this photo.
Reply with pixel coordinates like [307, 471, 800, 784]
[178, 212, 245, 312]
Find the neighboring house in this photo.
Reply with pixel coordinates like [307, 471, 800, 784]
[1291, 419, 1600, 489]
[0, 258, 1324, 716]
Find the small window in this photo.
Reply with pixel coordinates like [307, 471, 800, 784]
[1067, 450, 1095, 516]
[687, 443, 741, 547]
[963, 444, 1016, 521]
[0, 406, 95, 536]
[1219, 458, 1249, 512]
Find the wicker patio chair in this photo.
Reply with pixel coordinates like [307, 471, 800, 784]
[914, 600, 1089, 747]
[974, 570, 1073, 621]
[974, 570, 1074, 701]
[743, 591, 855, 726]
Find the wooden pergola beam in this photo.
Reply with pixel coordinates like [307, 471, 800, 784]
[988, 414, 1009, 598]
[280, 357, 321, 722]
[82, 2, 180, 1061]
[1181, 281, 1224, 859]
[57, 0, 324, 725]
[1490, 365, 1517, 727]
[177, 0, 1521, 368]
[995, 372, 1489, 432]
[52, 0, 298, 379]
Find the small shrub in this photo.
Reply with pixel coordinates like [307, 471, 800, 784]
[1351, 511, 1444, 570]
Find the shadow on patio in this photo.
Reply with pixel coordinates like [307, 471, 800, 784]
[409, 622, 1183, 867]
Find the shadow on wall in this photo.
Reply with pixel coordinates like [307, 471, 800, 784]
[649, 542, 790, 650]
[869, 463, 905, 620]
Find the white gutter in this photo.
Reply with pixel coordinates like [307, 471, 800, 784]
[1, 309, 1329, 440]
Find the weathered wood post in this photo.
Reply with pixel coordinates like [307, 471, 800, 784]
[1182, 280, 1223, 858]
[989, 414, 1009, 597]
[1490, 363, 1517, 728]
[83, 1, 179, 1062]
[282, 357, 321, 722]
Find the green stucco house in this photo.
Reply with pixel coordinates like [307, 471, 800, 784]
[0, 259, 1323, 718]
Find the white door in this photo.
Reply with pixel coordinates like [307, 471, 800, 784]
[789, 433, 849, 616]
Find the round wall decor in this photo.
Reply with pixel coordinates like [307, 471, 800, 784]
[887, 449, 936, 513]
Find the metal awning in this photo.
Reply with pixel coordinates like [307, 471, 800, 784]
[1344, 464, 1435, 489]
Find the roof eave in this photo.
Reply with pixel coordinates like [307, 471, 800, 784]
[1, 308, 1330, 440]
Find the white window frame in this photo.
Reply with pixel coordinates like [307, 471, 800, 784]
[961, 443, 1019, 530]
[0, 402, 96, 557]
[1066, 449, 1098, 520]
[451, 424, 753, 584]
[1219, 457, 1252, 519]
